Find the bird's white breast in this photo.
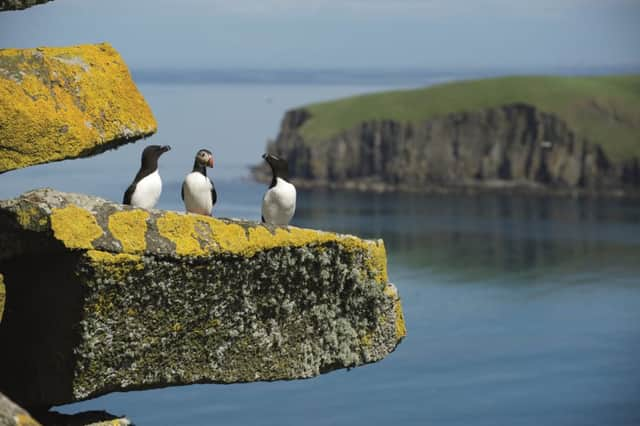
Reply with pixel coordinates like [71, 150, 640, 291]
[262, 177, 296, 226]
[131, 170, 162, 209]
[183, 172, 213, 216]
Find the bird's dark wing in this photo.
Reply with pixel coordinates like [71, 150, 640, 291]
[181, 181, 185, 201]
[210, 178, 217, 206]
[123, 183, 136, 205]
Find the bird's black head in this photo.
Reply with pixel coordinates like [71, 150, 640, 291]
[263, 153, 289, 184]
[140, 144, 170, 172]
[193, 149, 214, 174]
[141, 144, 170, 161]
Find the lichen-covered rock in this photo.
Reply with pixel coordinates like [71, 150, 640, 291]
[0, 392, 41, 426]
[0, 43, 157, 173]
[0, 0, 52, 11]
[0, 188, 405, 408]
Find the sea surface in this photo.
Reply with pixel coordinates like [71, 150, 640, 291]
[1, 73, 639, 425]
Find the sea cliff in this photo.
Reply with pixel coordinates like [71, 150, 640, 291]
[254, 75, 640, 195]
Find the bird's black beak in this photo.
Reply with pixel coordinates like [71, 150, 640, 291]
[263, 153, 278, 162]
[161, 145, 171, 153]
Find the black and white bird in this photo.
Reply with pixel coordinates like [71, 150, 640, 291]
[182, 149, 217, 216]
[261, 153, 296, 226]
[123, 144, 171, 208]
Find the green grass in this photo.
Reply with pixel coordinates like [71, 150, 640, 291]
[300, 75, 640, 162]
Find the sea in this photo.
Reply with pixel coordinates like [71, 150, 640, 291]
[1, 70, 639, 425]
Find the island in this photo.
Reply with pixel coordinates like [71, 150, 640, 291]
[254, 75, 640, 196]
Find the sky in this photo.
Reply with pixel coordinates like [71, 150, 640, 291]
[0, 0, 639, 71]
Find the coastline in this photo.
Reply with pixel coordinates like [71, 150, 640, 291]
[252, 171, 640, 199]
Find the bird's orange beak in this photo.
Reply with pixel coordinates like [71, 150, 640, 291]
[208, 156, 214, 168]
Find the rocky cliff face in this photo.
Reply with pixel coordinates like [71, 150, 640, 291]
[0, 189, 405, 408]
[258, 104, 639, 195]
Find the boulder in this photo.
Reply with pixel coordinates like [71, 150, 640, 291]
[0, 188, 405, 408]
[0, 43, 156, 173]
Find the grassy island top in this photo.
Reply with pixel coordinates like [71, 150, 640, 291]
[299, 75, 640, 162]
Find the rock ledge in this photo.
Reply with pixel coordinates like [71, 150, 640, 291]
[0, 189, 405, 408]
[0, 43, 157, 173]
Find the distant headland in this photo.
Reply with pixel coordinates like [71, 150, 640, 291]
[253, 75, 640, 197]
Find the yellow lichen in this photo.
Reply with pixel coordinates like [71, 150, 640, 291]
[0, 43, 157, 173]
[368, 240, 388, 285]
[86, 249, 141, 264]
[95, 420, 128, 426]
[91, 293, 114, 317]
[50, 205, 103, 249]
[208, 220, 248, 253]
[85, 250, 143, 285]
[108, 210, 149, 253]
[384, 285, 407, 340]
[360, 332, 373, 347]
[393, 299, 407, 339]
[13, 413, 42, 426]
[15, 206, 41, 228]
[156, 212, 207, 256]
[156, 211, 389, 284]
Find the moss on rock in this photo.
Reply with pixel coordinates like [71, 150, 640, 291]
[0, 43, 157, 173]
[0, 188, 405, 407]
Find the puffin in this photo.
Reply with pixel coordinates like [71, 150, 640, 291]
[123, 145, 171, 208]
[261, 153, 296, 226]
[182, 149, 217, 216]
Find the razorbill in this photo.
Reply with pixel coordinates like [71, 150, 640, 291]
[261, 153, 296, 226]
[123, 144, 171, 208]
[182, 148, 217, 216]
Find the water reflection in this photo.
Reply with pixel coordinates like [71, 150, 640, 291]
[294, 189, 640, 283]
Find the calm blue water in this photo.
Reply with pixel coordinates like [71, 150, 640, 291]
[1, 81, 640, 425]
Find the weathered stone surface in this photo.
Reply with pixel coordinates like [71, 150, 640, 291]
[255, 104, 639, 195]
[0, 188, 405, 408]
[0, 43, 157, 173]
[0, 0, 51, 11]
[0, 392, 41, 426]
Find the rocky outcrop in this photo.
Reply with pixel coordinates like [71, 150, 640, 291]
[0, 43, 157, 173]
[0, 0, 51, 11]
[257, 104, 639, 195]
[0, 392, 40, 426]
[0, 189, 405, 408]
